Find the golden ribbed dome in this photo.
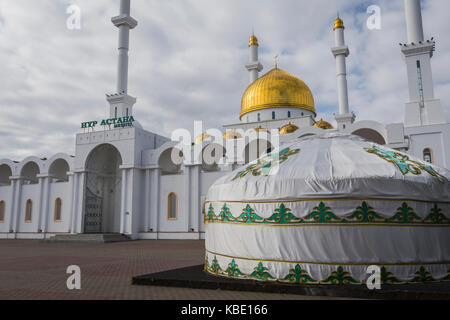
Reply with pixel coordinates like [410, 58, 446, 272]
[313, 118, 334, 130]
[195, 132, 212, 144]
[223, 130, 242, 140]
[240, 68, 315, 120]
[334, 17, 344, 30]
[279, 122, 299, 134]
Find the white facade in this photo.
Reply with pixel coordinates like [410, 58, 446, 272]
[0, 0, 449, 240]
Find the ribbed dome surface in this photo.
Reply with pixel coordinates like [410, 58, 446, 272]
[240, 68, 315, 119]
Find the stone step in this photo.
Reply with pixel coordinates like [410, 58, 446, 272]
[45, 233, 132, 243]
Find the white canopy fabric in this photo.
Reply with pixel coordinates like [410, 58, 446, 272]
[204, 134, 450, 284]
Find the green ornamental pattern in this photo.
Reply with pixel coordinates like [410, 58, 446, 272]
[410, 266, 435, 283]
[322, 266, 359, 285]
[249, 262, 275, 280]
[304, 202, 343, 223]
[364, 146, 447, 181]
[346, 201, 385, 223]
[204, 254, 450, 284]
[380, 267, 402, 284]
[231, 147, 301, 181]
[204, 201, 450, 226]
[281, 264, 317, 284]
[424, 204, 450, 224]
[387, 203, 422, 223]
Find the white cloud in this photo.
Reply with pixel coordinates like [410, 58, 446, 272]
[0, 0, 449, 160]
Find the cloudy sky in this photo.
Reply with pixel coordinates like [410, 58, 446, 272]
[0, 0, 449, 160]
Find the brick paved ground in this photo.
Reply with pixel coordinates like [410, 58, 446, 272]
[0, 240, 345, 300]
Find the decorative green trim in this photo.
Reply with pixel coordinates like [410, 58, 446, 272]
[205, 249, 450, 267]
[410, 266, 435, 283]
[365, 146, 447, 181]
[204, 253, 450, 285]
[218, 203, 235, 222]
[304, 202, 343, 223]
[249, 262, 275, 280]
[380, 267, 402, 284]
[204, 201, 450, 226]
[322, 266, 359, 285]
[424, 204, 450, 224]
[281, 264, 317, 284]
[264, 203, 301, 224]
[346, 201, 385, 223]
[231, 147, 300, 181]
[387, 203, 421, 223]
[236, 205, 264, 224]
[210, 255, 223, 275]
[225, 259, 245, 278]
[204, 255, 209, 272]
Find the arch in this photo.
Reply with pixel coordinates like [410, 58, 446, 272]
[21, 162, 40, 184]
[84, 144, 123, 233]
[0, 200, 5, 222]
[200, 143, 226, 172]
[49, 159, 70, 182]
[352, 128, 386, 145]
[0, 164, 12, 186]
[167, 192, 178, 220]
[423, 148, 433, 163]
[158, 147, 184, 175]
[243, 139, 273, 164]
[25, 199, 33, 222]
[54, 198, 62, 221]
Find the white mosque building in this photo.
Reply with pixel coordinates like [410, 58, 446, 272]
[0, 0, 448, 240]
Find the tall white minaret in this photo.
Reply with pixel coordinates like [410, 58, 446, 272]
[106, 0, 138, 119]
[401, 0, 444, 127]
[245, 34, 263, 84]
[331, 16, 354, 130]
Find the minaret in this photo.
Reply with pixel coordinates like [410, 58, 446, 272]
[106, 0, 138, 119]
[401, 0, 444, 127]
[331, 16, 354, 130]
[245, 34, 263, 84]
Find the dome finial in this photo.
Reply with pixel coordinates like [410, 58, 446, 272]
[334, 15, 344, 30]
[249, 34, 259, 47]
[274, 54, 279, 69]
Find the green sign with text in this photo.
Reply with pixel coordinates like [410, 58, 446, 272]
[81, 116, 135, 129]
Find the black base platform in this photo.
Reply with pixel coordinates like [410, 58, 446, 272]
[132, 265, 450, 300]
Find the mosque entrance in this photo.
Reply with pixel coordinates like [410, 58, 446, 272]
[84, 144, 122, 234]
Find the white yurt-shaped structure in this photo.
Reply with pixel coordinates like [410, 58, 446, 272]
[204, 134, 450, 284]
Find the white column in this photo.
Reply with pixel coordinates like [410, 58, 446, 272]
[37, 176, 50, 233]
[190, 165, 201, 237]
[73, 172, 86, 234]
[331, 17, 354, 130]
[143, 169, 151, 232]
[67, 173, 76, 233]
[8, 178, 21, 233]
[332, 22, 350, 115]
[107, 0, 138, 118]
[120, 168, 127, 234]
[149, 168, 161, 237]
[405, 0, 424, 44]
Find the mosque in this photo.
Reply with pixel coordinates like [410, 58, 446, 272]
[0, 0, 449, 242]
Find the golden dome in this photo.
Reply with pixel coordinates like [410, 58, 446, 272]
[223, 130, 242, 140]
[279, 122, 299, 134]
[313, 118, 334, 130]
[240, 68, 315, 120]
[195, 133, 212, 144]
[249, 35, 259, 47]
[334, 17, 344, 30]
[252, 126, 270, 134]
